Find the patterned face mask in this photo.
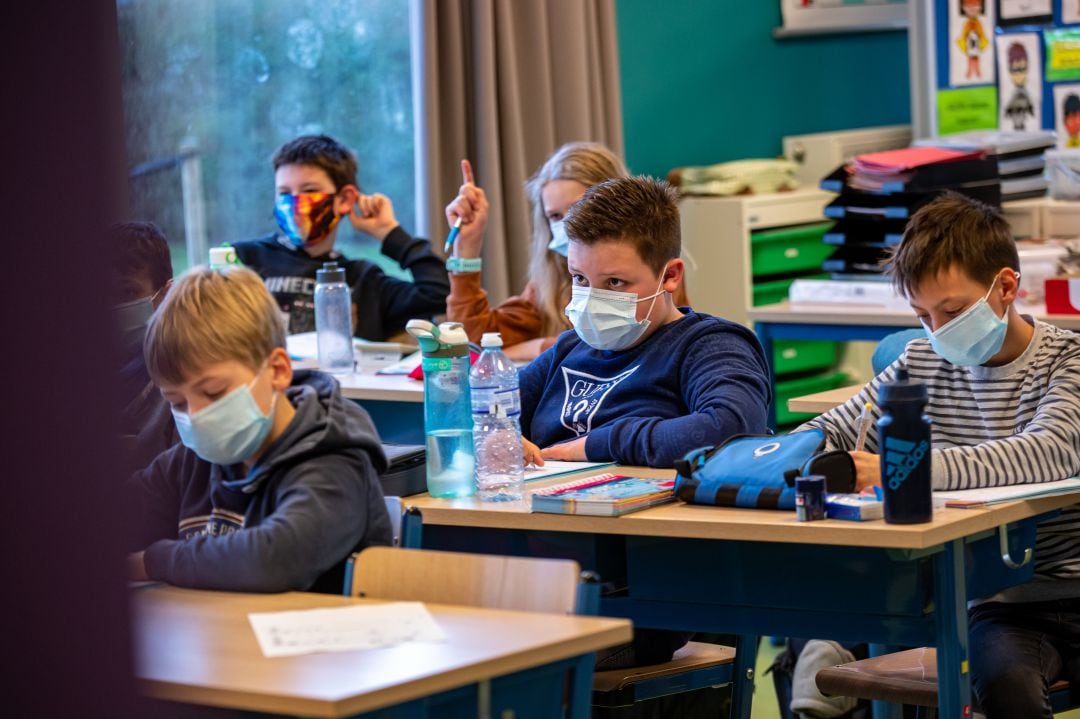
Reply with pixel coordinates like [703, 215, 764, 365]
[274, 192, 341, 248]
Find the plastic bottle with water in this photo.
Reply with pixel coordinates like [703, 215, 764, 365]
[407, 320, 475, 498]
[470, 333, 524, 501]
[314, 261, 354, 374]
[877, 367, 933, 524]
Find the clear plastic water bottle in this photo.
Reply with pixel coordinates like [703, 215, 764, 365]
[314, 261, 353, 374]
[407, 320, 475, 498]
[877, 368, 933, 524]
[470, 332, 524, 502]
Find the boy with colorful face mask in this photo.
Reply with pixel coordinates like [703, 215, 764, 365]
[127, 266, 392, 593]
[518, 175, 771, 468]
[233, 134, 449, 340]
[796, 192, 1080, 718]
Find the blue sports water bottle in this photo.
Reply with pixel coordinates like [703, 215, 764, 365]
[877, 368, 933, 524]
[407, 320, 475, 498]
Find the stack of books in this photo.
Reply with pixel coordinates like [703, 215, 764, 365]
[530, 474, 676, 517]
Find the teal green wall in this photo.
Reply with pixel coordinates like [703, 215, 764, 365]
[616, 1, 912, 177]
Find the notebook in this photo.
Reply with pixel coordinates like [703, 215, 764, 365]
[530, 473, 676, 516]
[935, 478, 1080, 508]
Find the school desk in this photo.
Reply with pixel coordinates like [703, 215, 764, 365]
[788, 382, 862, 414]
[334, 369, 424, 444]
[132, 585, 630, 719]
[749, 300, 1080, 427]
[403, 467, 1080, 719]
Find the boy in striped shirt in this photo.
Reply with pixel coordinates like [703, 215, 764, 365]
[800, 192, 1080, 718]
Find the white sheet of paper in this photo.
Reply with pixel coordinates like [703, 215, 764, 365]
[524, 461, 614, 483]
[248, 602, 446, 658]
[935, 477, 1080, 505]
[375, 349, 423, 375]
[1000, 0, 1051, 20]
[286, 332, 408, 364]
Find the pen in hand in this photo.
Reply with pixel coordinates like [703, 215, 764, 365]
[855, 402, 874, 453]
[444, 217, 462, 255]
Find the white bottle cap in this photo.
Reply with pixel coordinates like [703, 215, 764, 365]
[209, 246, 237, 267]
[436, 322, 470, 347]
[480, 332, 503, 348]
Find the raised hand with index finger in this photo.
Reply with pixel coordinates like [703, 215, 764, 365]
[444, 159, 489, 259]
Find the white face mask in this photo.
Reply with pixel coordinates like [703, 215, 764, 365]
[564, 273, 667, 351]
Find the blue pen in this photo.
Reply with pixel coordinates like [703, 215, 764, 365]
[444, 218, 462, 254]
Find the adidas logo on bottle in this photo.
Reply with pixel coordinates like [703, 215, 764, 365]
[883, 436, 930, 491]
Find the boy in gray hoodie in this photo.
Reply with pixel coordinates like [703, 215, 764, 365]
[128, 265, 391, 593]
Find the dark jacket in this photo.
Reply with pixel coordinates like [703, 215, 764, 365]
[118, 332, 178, 473]
[233, 227, 450, 339]
[519, 309, 772, 468]
[132, 370, 392, 593]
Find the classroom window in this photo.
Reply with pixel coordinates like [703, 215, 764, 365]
[116, 0, 414, 276]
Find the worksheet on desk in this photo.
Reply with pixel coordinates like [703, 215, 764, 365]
[524, 461, 614, 483]
[248, 602, 445, 657]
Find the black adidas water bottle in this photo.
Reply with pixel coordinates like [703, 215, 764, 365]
[877, 368, 933, 524]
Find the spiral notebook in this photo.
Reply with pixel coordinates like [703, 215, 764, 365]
[530, 473, 676, 516]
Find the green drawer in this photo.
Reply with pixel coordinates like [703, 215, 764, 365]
[774, 370, 849, 428]
[773, 339, 837, 377]
[752, 272, 829, 307]
[751, 222, 835, 278]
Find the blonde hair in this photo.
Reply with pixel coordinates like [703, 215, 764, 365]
[524, 142, 628, 335]
[144, 265, 285, 385]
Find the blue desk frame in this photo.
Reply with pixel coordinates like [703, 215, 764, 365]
[417, 512, 1044, 719]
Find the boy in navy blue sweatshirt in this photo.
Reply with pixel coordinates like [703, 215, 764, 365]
[128, 266, 391, 593]
[521, 175, 771, 469]
[233, 134, 449, 340]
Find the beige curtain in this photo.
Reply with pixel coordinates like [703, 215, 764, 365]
[411, 0, 624, 303]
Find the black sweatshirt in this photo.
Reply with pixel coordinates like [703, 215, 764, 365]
[233, 226, 450, 340]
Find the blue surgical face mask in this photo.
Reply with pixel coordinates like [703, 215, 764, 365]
[548, 220, 570, 257]
[925, 275, 1012, 367]
[172, 366, 278, 465]
[565, 273, 667, 351]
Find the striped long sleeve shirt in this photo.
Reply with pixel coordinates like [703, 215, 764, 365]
[799, 319, 1080, 602]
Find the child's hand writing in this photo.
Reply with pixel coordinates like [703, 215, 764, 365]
[849, 450, 882, 491]
[522, 437, 544, 467]
[541, 436, 588, 462]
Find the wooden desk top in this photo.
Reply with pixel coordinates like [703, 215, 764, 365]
[746, 300, 1080, 331]
[405, 467, 1080, 551]
[133, 586, 630, 718]
[336, 369, 424, 403]
[788, 383, 862, 414]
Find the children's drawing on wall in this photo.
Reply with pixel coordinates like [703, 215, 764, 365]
[997, 34, 1041, 131]
[951, 0, 996, 87]
[1053, 84, 1080, 148]
[1065, 2, 1080, 25]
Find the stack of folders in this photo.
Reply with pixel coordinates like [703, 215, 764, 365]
[818, 146, 1001, 280]
[530, 474, 676, 517]
[914, 130, 1055, 203]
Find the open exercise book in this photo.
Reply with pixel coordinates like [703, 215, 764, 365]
[936, 478, 1080, 508]
[530, 473, 676, 516]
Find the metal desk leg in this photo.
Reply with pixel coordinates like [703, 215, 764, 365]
[730, 634, 759, 719]
[567, 653, 594, 719]
[934, 540, 971, 718]
[869, 644, 903, 719]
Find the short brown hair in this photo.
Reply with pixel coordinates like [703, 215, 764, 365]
[887, 191, 1019, 297]
[272, 134, 358, 192]
[564, 175, 681, 272]
[112, 221, 173, 290]
[144, 266, 285, 385]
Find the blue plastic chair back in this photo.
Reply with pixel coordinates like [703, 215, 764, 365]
[872, 328, 926, 375]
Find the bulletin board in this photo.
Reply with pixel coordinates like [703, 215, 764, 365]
[921, 0, 1080, 146]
